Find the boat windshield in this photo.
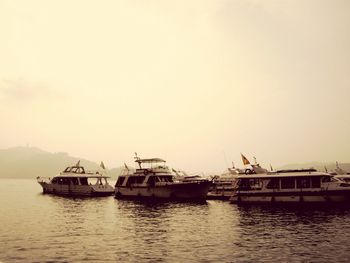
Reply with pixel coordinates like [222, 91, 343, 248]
[63, 166, 85, 174]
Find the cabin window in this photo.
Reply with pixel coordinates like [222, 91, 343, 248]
[238, 179, 252, 190]
[52, 178, 58, 184]
[166, 176, 174, 182]
[159, 176, 171, 182]
[57, 178, 64, 185]
[322, 176, 331, 183]
[296, 178, 311, 188]
[70, 178, 79, 185]
[266, 178, 279, 189]
[147, 176, 158, 187]
[79, 178, 88, 185]
[116, 177, 125, 186]
[311, 177, 321, 188]
[135, 176, 145, 184]
[281, 178, 295, 189]
[59, 178, 70, 185]
[126, 176, 137, 187]
[249, 179, 263, 190]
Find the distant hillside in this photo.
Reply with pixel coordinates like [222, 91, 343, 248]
[277, 162, 350, 173]
[0, 147, 124, 179]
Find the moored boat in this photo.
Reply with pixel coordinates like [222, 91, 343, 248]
[37, 161, 114, 197]
[333, 162, 350, 183]
[208, 155, 269, 200]
[114, 155, 211, 201]
[230, 169, 350, 204]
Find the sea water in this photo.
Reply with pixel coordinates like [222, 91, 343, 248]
[1, 179, 350, 262]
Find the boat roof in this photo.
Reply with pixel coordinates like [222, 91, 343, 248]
[336, 174, 350, 178]
[236, 171, 330, 179]
[57, 174, 110, 178]
[135, 158, 166, 163]
[276, 168, 317, 173]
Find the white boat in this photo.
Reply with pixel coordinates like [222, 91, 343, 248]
[114, 156, 211, 200]
[208, 161, 269, 200]
[333, 162, 350, 183]
[37, 162, 114, 197]
[230, 168, 350, 204]
[172, 169, 209, 183]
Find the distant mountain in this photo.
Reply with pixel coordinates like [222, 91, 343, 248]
[0, 146, 124, 179]
[1, 146, 348, 179]
[277, 162, 350, 173]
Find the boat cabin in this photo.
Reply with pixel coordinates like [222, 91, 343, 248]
[51, 176, 109, 186]
[116, 174, 174, 187]
[235, 172, 345, 192]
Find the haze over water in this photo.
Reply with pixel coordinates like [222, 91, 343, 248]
[1, 1, 350, 173]
[1, 178, 350, 262]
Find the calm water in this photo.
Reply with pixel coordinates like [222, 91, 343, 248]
[1, 179, 350, 262]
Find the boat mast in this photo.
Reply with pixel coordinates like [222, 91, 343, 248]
[134, 152, 142, 169]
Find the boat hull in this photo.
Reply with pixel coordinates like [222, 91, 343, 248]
[39, 182, 114, 197]
[206, 192, 233, 200]
[115, 181, 211, 201]
[230, 189, 350, 204]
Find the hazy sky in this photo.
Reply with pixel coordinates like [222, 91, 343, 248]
[1, 0, 349, 173]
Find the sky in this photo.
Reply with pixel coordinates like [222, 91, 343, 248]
[0, 0, 350, 173]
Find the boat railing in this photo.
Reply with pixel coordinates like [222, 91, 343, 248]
[85, 170, 105, 175]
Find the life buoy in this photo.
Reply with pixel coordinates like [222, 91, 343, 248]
[245, 169, 253, 175]
[144, 170, 149, 175]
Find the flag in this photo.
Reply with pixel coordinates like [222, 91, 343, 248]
[124, 163, 129, 171]
[75, 160, 80, 167]
[100, 161, 106, 170]
[241, 153, 250, 165]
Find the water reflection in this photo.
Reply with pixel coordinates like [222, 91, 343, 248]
[112, 199, 212, 262]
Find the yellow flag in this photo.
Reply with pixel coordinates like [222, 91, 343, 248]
[241, 154, 250, 165]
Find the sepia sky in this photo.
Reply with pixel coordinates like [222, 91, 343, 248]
[1, 0, 350, 173]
